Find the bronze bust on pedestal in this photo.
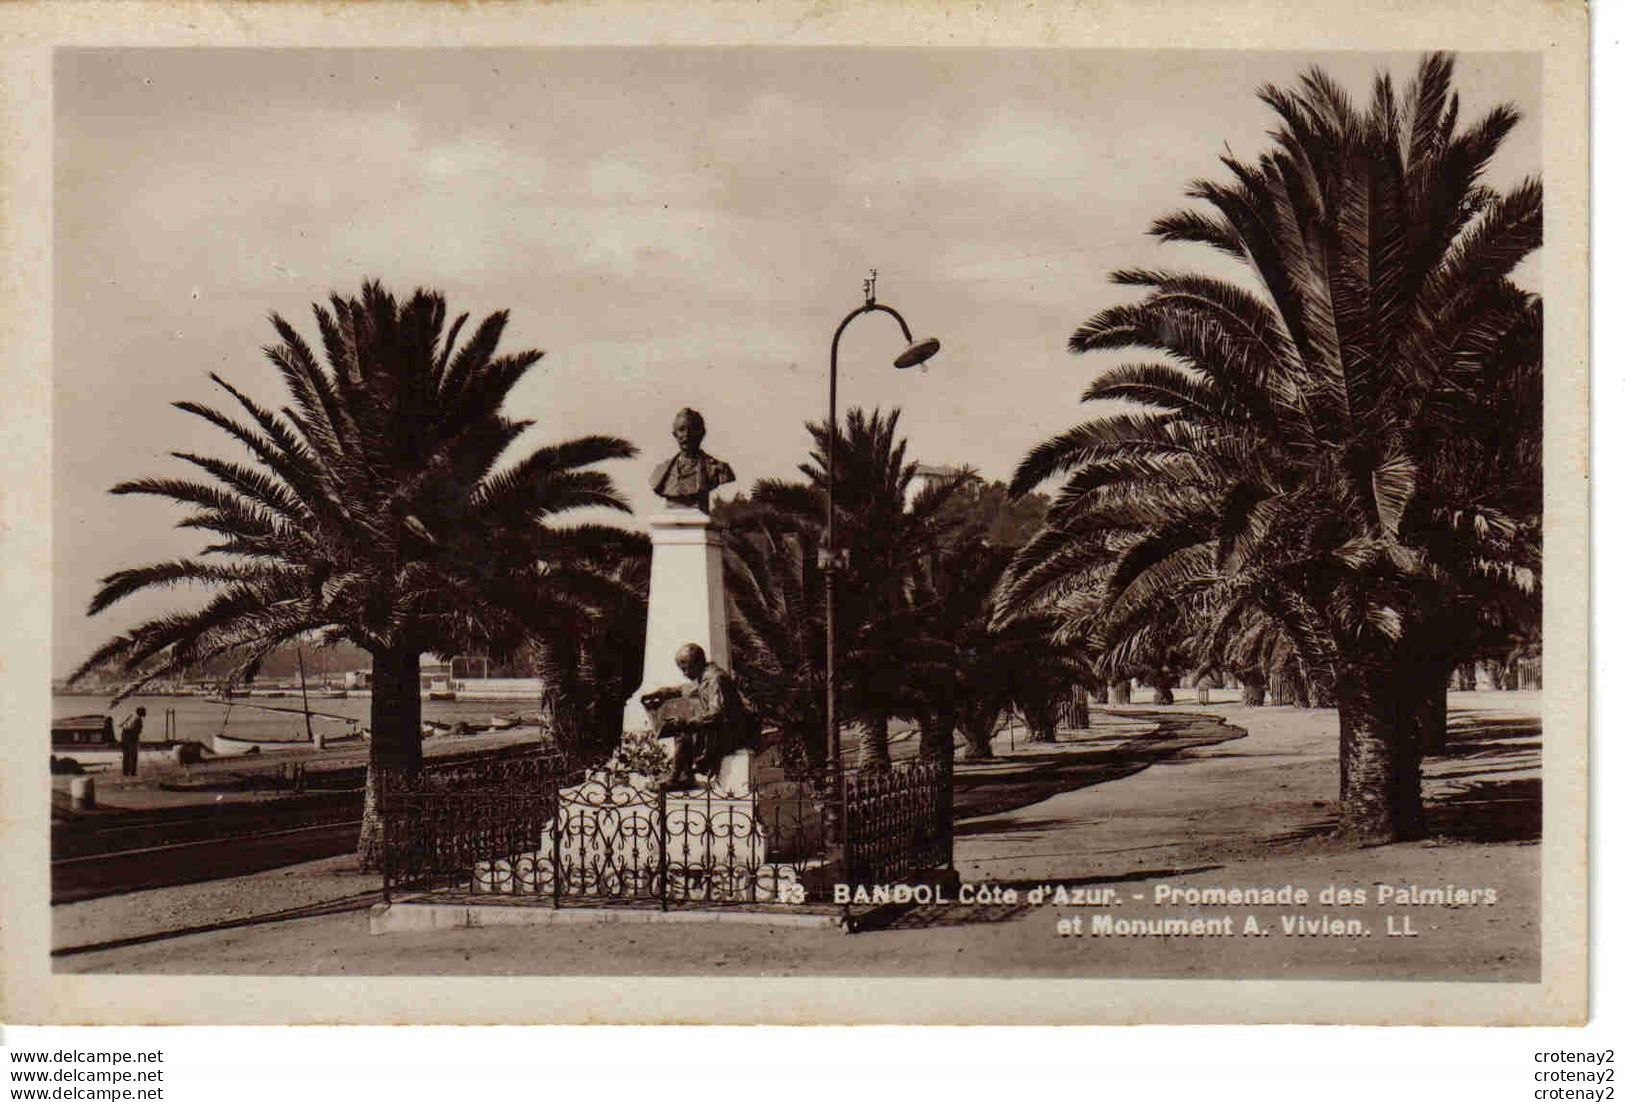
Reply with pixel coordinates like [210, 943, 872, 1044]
[649, 407, 735, 513]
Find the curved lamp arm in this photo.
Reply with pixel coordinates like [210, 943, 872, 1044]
[826, 302, 919, 554]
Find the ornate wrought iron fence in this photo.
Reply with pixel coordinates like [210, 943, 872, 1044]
[466, 771, 833, 907]
[378, 749, 569, 899]
[381, 749, 954, 908]
[842, 759, 953, 885]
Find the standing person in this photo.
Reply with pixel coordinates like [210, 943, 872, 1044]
[118, 706, 146, 777]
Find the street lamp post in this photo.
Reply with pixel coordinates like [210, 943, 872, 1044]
[823, 271, 940, 841]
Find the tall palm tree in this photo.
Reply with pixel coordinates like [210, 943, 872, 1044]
[1000, 55, 1541, 842]
[721, 499, 828, 774]
[70, 281, 642, 862]
[901, 530, 1010, 761]
[915, 481, 1082, 755]
[530, 527, 651, 767]
[732, 407, 969, 771]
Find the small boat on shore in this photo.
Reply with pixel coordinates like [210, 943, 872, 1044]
[211, 728, 368, 756]
[52, 715, 209, 769]
[210, 731, 301, 757]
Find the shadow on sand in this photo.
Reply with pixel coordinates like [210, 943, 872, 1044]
[1428, 778, 1540, 842]
[952, 712, 1245, 822]
[1428, 709, 1541, 843]
[1270, 708, 1541, 846]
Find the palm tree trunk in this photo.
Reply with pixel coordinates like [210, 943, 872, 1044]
[1396, 623, 1455, 755]
[1150, 675, 1175, 706]
[1240, 670, 1267, 707]
[356, 643, 423, 869]
[919, 711, 957, 768]
[534, 633, 588, 766]
[857, 712, 891, 772]
[1092, 686, 1109, 705]
[1068, 688, 1090, 730]
[1020, 702, 1058, 743]
[1417, 676, 1449, 755]
[1109, 680, 1132, 704]
[1335, 663, 1425, 843]
[960, 714, 998, 760]
[1407, 655, 1452, 757]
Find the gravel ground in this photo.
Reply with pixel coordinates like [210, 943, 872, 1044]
[54, 854, 381, 954]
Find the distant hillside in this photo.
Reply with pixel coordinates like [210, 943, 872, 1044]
[185, 643, 373, 681]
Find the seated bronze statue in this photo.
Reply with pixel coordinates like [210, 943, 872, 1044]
[642, 643, 757, 791]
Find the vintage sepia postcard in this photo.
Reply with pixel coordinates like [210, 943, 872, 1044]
[0, 0, 1589, 1026]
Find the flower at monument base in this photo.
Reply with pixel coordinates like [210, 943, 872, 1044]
[604, 731, 673, 787]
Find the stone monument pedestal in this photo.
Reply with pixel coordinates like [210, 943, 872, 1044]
[621, 506, 731, 741]
[711, 748, 752, 793]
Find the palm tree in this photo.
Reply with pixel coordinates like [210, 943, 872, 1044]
[1006, 617, 1091, 741]
[531, 528, 651, 767]
[901, 531, 1007, 760]
[721, 500, 828, 775]
[1000, 55, 1541, 842]
[70, 281, 642, 862]
[1201, 603, 1313, 707]
[730, 407, 969, 771]
[1396, 293, 1541, 749]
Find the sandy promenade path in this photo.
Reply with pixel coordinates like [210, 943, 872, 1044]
[957, 702, 1343, 885]
[56, 692, 1541, 983]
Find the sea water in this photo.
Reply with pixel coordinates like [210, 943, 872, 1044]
[51, 692, 537, 745]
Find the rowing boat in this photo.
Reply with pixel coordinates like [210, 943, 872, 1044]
[212, 728, 368, 757]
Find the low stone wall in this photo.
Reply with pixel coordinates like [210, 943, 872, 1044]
[451, 678, 543, 701]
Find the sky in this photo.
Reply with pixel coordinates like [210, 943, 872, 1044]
[52, 48, 1541, 677]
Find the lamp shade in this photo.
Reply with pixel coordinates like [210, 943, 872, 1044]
[893, 337, 941, 369]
